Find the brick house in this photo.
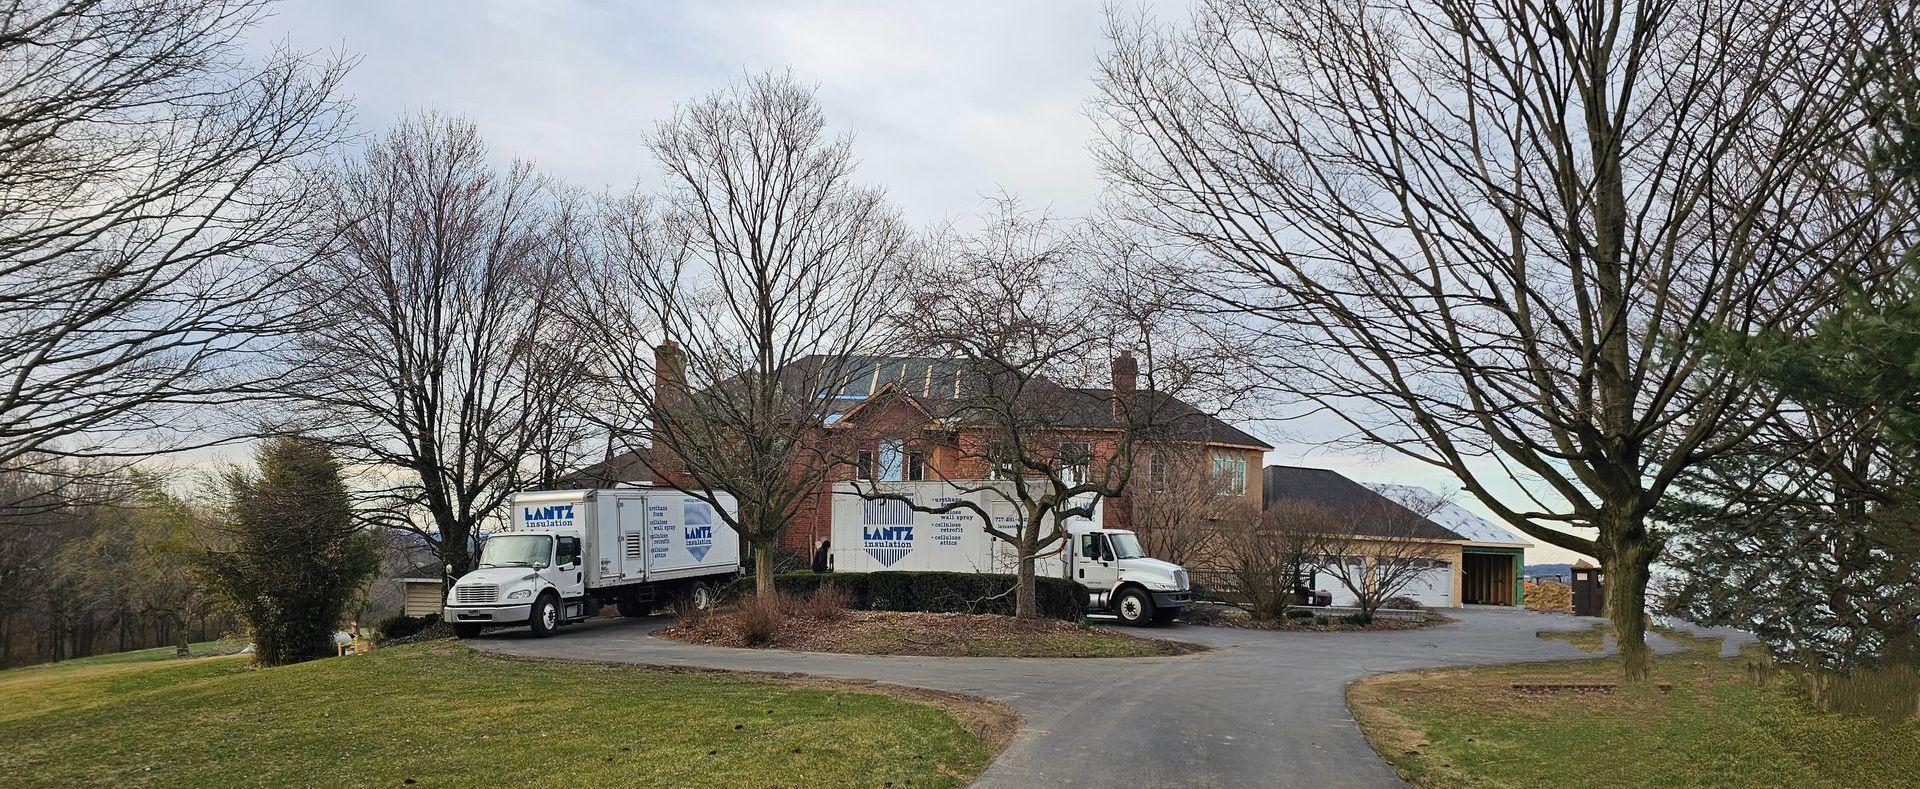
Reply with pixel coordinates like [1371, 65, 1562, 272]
[567, 347, 1272, 556]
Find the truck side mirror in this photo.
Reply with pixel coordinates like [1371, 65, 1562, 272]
[444, 563, 454, 577]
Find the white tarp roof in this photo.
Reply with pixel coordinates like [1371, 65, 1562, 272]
[1363, 483, 1532, 547]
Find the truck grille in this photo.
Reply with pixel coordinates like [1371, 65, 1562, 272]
[453, 584, 499, 605]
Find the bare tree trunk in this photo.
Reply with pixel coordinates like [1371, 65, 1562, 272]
[1014, 551, 1038, 620]
[754, 542, 776, 598]
[1599, 511, 1659, 682]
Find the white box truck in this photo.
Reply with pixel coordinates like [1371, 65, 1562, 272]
[828, 481, 1193, 625]
[443, 488, 740, 638]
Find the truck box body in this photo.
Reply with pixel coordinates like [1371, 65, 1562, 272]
[509, 488, 741, 588]
[827, 481, 1100, 577]
[826, 480, 1192, 625]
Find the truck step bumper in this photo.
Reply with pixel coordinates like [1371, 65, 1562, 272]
[1150, 591, 1192, 609]
[443, 604, 533, 624]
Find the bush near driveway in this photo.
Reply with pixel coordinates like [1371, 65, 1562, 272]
[0, 641, 1000, 788]
[732, 570, 1089, 621]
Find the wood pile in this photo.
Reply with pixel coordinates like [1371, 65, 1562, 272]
[1525, 580, 1573, 613]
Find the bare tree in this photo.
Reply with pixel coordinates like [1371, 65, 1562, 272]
[0, 0, 351, 476]
[1129, 443, 1238, 568]
[276, 115, 594, 576]
[851, 198, 1211, 619]
[571, 72, 911, 595]
[1309, 497, 1454, 618]
[1215, 499, 1331, 620]
[1095, 0, 1914, 679]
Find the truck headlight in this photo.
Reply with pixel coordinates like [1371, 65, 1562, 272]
[508, 589, 532, 600]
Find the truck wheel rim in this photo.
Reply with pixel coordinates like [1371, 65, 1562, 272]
[694, 586, 713, 609]
[1122, 597, 1142, 619]
[542, 603, 557, 629]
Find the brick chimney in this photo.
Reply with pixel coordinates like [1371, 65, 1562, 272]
[1111, 349, 1137, 421]
[653, 339, 686, 410]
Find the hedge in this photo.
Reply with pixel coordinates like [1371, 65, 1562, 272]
[728, 570, 1088, 621]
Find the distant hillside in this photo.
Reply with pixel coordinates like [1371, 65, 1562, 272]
[1524, 563, 1574, 582]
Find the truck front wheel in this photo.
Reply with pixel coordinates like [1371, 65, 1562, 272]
[528, 593, 561, 638]
[1114, 588, 1154, 626]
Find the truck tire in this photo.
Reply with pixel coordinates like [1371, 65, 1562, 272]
[453, 622, 483, 639]
[617, 599, 649, 618]
[528, 593, 561, 638]
[1114, 588, 1154, 626]
[687, 581, 716, 611]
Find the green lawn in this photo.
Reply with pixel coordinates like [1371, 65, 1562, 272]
[1, 640, 1000, 788]
[1349, 627, 1920, 788]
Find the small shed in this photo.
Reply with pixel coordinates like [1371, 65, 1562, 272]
[394, 564, 445, 618]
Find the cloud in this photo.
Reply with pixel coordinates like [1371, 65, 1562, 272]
[251, 0, 1120, 220]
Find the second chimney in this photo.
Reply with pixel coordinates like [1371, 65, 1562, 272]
[1111, 349, 1137, 421]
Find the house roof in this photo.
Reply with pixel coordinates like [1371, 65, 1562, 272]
[1261, 465, 1465, 541]
[392, 562, 442, 581]
[822, 355, 1271, 450]
[1363, 483, 1531, 547]
[554, 447, 654, 488]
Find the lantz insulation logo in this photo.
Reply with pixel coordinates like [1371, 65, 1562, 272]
[521, 504, 575, 529]
[861, 499, 915, 567]
[683, 501, 713, 561]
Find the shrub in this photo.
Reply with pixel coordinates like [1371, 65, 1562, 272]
[377, 613, 439, 641]
[1283, 608, 1314, 620]
[1382, 596, 1424, 611]
[1340, 612, 1374, 626]
[1182, 603, 1224, 625]
[798, 584, 853, 622]
[733, 592, 786, 646]
[737, 571, 1087, 621]
[1313, 615, 1330, 625]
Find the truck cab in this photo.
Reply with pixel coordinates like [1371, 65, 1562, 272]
[444, 530, 591, 638]
[1067, 525, 1192, 625]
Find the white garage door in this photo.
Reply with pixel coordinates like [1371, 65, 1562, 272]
[1397, 560, 1453, 608]
[1311, 558, 1452, 609]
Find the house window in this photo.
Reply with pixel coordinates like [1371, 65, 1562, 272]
[907, 451, 926, 481]
[1212, 451, 1247, 495]
[1058, 441, 1092, 486]
[878, 439, 905, 481]
[1149, 452, 1168, 492]
[856, 450, 873, 480]
[987, 443, 1017, 480]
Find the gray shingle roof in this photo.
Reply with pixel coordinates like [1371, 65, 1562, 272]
[1262, 465, 1465, 541]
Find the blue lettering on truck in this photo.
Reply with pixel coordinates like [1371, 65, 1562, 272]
[522, 504, 575, 529]
[683, 500, 714, 561]
[861, 499, 915, 566]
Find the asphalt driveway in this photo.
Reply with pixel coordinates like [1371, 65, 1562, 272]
[468, 608, 1707, 788]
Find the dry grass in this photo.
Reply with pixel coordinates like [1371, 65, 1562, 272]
[1349, 628, 1920, 788]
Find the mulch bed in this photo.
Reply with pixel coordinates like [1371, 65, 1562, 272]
[1195, 607, 1447, 632]
[659, 609, 1204, 658]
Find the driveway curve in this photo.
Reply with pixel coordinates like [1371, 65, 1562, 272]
[468, 608, 1685, 788]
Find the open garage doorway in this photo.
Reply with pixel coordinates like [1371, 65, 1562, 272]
[1461, 550, 1520, 605]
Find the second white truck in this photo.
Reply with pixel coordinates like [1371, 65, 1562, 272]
[828, 481, 1193, 625]
[443, 487, 741, 638]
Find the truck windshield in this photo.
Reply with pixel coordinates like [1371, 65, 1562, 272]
[477, 535, 552, 569]
[1109, 532, 1146, 560]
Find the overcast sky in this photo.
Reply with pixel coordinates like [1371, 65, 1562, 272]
[247, 0, 1592, 564]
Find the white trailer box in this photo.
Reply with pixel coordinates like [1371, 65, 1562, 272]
[444, 487, 740, 638]
[827, 481, 1191, 625]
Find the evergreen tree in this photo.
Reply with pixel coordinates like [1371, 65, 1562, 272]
[201, 437, 377, 666]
